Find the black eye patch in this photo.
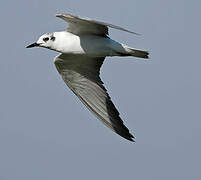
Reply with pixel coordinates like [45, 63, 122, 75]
[43, 37, 49, 42]
[50, 36, 55, 41]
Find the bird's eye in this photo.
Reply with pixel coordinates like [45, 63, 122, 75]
[43, 37, 49, 42]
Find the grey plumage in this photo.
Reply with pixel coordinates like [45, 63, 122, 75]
[54, 54, 134, 141]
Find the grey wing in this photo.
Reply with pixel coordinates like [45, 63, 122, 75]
[54, 54, 134, 141]
[56, 14, 140, 37]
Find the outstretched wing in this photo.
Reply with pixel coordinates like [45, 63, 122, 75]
[56, 14, 140, 37]
[54, 53, 134, 141]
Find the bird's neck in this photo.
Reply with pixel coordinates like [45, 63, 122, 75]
[52, 31, 83, 54]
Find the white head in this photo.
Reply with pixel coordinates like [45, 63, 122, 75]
[26, 33, 56, 49]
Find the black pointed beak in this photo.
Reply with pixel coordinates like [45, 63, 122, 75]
[26, 42, 40, 48]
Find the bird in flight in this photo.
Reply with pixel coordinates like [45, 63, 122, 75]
[27, 14, 149, 141]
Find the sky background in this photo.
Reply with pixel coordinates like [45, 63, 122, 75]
[0, 0, 201, 179]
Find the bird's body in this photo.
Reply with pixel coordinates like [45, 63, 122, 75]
[40, 31, 147, 58]
[27, 14, 149, 141]
[50, 31, 118, 56]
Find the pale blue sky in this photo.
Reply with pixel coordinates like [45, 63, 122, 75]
[0, 0, 201, 179]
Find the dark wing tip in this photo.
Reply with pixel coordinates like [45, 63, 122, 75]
[143, 51, 149, 59]
[123, 135, 135, 142]
[115, 129, 135, 142]
[105, 96, 135, 142]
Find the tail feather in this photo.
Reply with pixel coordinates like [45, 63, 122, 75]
[121, 45, 149, 59]
[127, 47, 149, 59]
[130, 48, 149, 59]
